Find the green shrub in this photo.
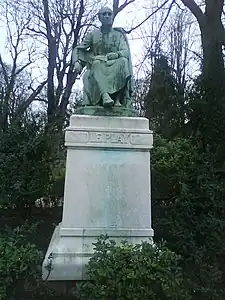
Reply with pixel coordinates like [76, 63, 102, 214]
[151, 135, 225, 298]
[0, 120, 51, 215]
[75, 236, 190, 300]
[0, 223, 42, 300]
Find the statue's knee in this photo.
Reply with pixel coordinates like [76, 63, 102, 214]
[83, 71, 88, 80]
[92, 60, 101, 67]
[83, 70, 91, 82]
[119, 57, 128, 65]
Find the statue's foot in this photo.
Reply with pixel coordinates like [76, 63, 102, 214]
[102, 93, 114, 108]
[114, 100, 122, 107]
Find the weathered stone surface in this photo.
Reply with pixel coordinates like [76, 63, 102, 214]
[42, 115, 154, 281]
[75, 105, 138, 117]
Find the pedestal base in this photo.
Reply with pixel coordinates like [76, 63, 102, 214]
[42, 224, 153, 281]
[42, 115, 154, 281]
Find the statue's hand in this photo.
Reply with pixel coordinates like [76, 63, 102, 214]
[94, 55, 107, 62]
[106, 52, 119, 60]
[74, 61, 83, 74]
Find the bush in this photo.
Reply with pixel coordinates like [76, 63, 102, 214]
[0, 117, 52, 215]
[75, 236, 190, 300]
[0, 223, 42, 300]
[151, 135, 225, 298]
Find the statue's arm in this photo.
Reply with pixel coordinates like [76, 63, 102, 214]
[116, 34, 130, 59]
[72, 31, 93, 65]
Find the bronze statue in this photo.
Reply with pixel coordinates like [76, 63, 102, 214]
[72, 7, 134, 109]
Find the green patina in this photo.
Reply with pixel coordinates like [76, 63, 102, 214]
[72, 6, 136, 116]
[75, 106, 138, 117]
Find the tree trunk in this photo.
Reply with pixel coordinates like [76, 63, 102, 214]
[197, 14, 225, 154]
[181, 0, 225, 152]
[180, 0, 225, 89]
[200, 15, 225, 92]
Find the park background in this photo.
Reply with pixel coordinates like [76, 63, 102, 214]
[0, 0, 225, 299]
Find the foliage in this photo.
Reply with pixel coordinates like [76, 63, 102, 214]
[145, 55, 186, 138]
[152, 134, 225, 299]
[75, 235, 190, 300]
[0, 1, 224, 299]
[0, 222, 42, 300]
[0, 114, 52, 214]
[187, 74, 225, 159]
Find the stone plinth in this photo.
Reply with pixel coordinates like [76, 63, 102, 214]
[42, 115, 154, 281]
[75, 105, 138, 117]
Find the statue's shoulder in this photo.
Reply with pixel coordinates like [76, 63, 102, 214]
[91, 28, 100, 34]
[91, 28, 101, 35]
[84, 28, 100, 38]
[113, 27, 129, 42]
[89, 28, 102, 40]
[113, 27, 130, 47]
[113, 27, 127, 35]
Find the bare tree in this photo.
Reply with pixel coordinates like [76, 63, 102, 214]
[1, 0, 166, 131]
[179, 0, 225, 84]
[24, 0, 137, 128]
[0, 0, 47, 130]
[23, 0, 96, 127]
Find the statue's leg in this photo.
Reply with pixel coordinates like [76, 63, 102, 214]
[121, 78, 132, 108]
[102, 93, 114, 107]
[82, 71, 92, 106]
[92, 60, 114, 107]
[114, 92, 122, 107]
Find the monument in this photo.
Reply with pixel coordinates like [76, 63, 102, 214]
[42, 7, 154, 281]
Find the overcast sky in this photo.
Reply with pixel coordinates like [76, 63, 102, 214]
[0, 0, 201, 89]
[0, 0, 148, 67]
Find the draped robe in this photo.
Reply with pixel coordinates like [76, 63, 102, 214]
[72, 27, 134, 107]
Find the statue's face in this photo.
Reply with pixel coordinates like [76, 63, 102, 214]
[99, 8, 113, 26]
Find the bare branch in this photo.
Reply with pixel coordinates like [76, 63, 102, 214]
[126, 0, 170, 34]
[73, 0, 84, 49]
[151, 0, 176, 48]
[113, 0, 119, 14]
[33, 97, 48, 104]
[205, 0, 224, 18]
[27, 26, 47, 38]
[180, 0, 204, 26]
[42, 0, 56, 118]
[15, 61, 32, 76]
[135, 0, 176, 75]
[15, 80, 47, 117]
[0, 55, 9, 85]
[113, 0, 135, 18]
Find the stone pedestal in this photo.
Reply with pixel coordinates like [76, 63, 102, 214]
[42, 115, 154, 281]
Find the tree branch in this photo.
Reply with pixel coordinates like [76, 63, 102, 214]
[180, 0, 204, 26]
[15, 80, 47, 117]
[0, 55, 9, 85]
[42, 0, 57, 119]
[15, 61, 32, 76]
[73, 0, 84, 49]
[113, 0, 135, 18]
[205, 0, 225, 46]
[126, 0, 170, 34]
[151, 0, 175, 49]
[135, 0, 175, 74]
[27, 26, 47, 38]
[205, 0, 224, 18]
[222, 29, 225, 46]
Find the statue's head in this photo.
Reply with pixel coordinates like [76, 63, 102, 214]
[98, 7, 113, 26]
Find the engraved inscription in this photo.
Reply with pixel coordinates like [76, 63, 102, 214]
[66, 131, 89, 143]
[130, 134, 152, 146]
[66, 130, 152, 148]
[89, 132, 131, 144]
